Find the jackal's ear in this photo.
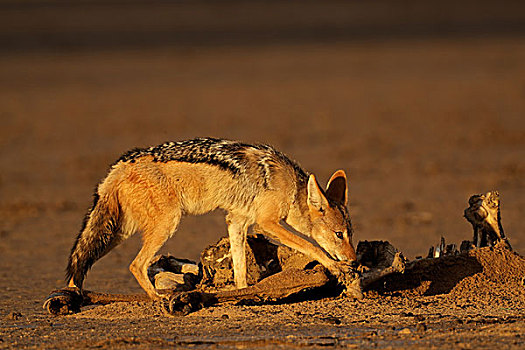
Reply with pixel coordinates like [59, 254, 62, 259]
[326, 170, 348, 205]
[307, 174, 329, 213]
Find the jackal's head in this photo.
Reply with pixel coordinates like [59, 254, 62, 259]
[307, 170, 357, 262]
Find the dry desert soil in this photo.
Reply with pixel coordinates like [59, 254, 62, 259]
[1, 1, 525, 348]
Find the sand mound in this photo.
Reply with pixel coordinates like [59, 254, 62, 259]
[449, 247, 525, 306]
[370, 246, 525, 307]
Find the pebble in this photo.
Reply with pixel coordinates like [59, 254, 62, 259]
[399, 328, 412, 335]
[6, 311, 22, 320]
[324, 316, 342, 325]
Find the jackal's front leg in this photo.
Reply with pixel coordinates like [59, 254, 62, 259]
[257, 221, 347, 278]
[226, 214, 250, 289]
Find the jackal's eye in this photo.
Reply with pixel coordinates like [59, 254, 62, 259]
[335, 231, 344, 239]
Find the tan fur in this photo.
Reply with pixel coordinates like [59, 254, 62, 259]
[67, 140, 356, 299]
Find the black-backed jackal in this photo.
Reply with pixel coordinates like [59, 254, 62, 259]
[66, 138, 356, 299]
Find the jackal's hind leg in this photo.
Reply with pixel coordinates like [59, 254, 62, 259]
[130, 235, 172, 299]
[226, 214, 250, 289]
[130, 217, 180, 300]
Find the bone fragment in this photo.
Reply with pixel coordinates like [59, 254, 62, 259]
[360, 252, 406, 289]
[155, 272, 186, 290]
[464, 190, 511, 249]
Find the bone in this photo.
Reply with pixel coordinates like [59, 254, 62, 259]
[147, 255, 199, 280]
[165, 265, 331, 315]
[155, 272, 186, 289]
[360, 252, 406, 289]
[43, 288, 150, 315]
[464, 190, 511, 249]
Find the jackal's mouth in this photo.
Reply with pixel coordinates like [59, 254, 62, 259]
[332, 252, 348, 261]
[330, 246, 357, 262]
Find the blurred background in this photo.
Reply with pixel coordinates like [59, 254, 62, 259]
[1, 0, 524, 292]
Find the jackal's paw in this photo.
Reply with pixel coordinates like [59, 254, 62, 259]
[327, 261, 364, 299]
[342, 277, 364, 300]
[327, 260, 356, 278]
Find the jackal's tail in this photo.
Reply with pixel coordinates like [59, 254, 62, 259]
[66, 192, 121, 289]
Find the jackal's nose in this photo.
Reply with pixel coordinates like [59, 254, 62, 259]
[343, 242, 357, 262]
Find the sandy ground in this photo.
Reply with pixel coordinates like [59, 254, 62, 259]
[1, 18, 525, 348]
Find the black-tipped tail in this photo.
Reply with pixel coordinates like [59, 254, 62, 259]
[66, 193, 121, 289]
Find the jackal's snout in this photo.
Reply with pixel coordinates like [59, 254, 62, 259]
[339, 239, 357, 262]
[343, 242, 357, 261]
